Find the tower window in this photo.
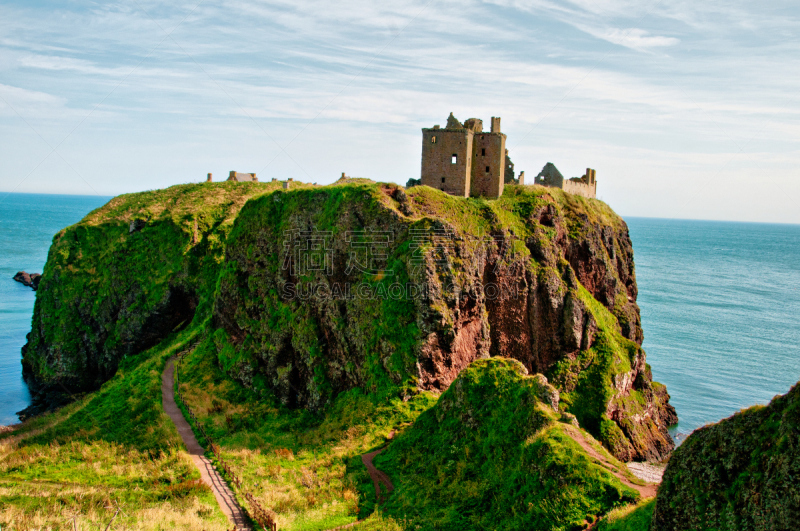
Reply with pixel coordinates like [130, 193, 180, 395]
[482, 148, 486, 156]
[441, 177, 445, 184]
[485, 166, 490, 173]
[451, 154, 457, 164]
[431, 136, 437, 144]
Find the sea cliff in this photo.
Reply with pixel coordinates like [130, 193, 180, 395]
[20, 179, 675, 461]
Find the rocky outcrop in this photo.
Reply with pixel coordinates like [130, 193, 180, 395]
[653, 382, 800, 530]
[21, 182, 280, 401]
[213, 182, 676, 461]
[13, 271, 41, 290]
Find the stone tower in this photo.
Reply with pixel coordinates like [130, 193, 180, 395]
[420, 113, 473, 197]
[420, 113, 507, 199]
[470, 117, 506, 198]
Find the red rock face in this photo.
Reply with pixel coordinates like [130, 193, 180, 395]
[214, 185, 676, 462]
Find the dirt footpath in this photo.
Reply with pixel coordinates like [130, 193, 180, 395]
[161, 357, 251, 530]
[562, 424, 658, 499]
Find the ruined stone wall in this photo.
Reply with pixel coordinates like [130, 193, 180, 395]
[535, 163, 564, 187]
[562, 179, 597, 199]
[228, 171, 258, 182]
[421, 128, 473, 197]
[470, 132, 506, 198]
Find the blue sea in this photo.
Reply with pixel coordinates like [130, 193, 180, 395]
[1, 195, 799, 437]
[0, 193, 110, 425]
[629, 218, 800, 439]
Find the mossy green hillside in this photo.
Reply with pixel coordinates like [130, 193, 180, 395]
[653, 381, 800, 530]
[214, 181, 674, 461]
[24, 181, 295, 392]
[375, 358, 640, 531]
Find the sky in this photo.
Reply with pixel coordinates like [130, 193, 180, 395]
[1, 0, 799, 223]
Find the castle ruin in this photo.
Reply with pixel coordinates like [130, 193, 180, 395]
[534, 162, 597, 199]
[227, 171, 258, 182]
[420, 113, 596, 199]
[420, 113, 507, 198]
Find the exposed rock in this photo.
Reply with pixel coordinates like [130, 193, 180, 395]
[627, 462, 664, 484]
[13, 271, 41, 290]
[560, 412, 580, 427]
[653, 382, 800, 529]
[391, 187, 413, 216]
[530, 373, 560, 411]
[129, 218, 147, 233]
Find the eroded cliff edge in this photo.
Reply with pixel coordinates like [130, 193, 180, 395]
[22, 179, 675, 461]
[213, 181, 676, 461]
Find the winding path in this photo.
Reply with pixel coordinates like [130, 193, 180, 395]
[361, 447, 394, 502]
[562, 424, 658, 498]
[161, 357, 251, 530]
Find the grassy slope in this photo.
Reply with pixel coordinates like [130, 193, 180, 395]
[177, 335, 425, 530]
[374, 358, 640, 531]
[0, 328, 230, 530]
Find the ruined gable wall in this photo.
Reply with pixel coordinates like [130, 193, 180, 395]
[421, 129, 473, 197]
[470, 133, 506, 198]
[562, 179, 597, 199]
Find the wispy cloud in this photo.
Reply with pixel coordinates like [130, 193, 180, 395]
[588, 27, 679, 50]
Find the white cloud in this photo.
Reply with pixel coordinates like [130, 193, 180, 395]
[590, 27, 679, 50]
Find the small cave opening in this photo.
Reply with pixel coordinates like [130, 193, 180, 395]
[135, 286, 198, 354]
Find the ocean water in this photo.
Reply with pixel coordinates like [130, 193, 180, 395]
[629, 217, 800, 439]
[0, 193, 110, 425]
[1, 196, 798, 436]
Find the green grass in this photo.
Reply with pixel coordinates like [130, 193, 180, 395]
[0, 328, 231, 530]
[176, 336, 438, 530]
[597, 499, 654, 531]
[375, 358, 640, 531]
